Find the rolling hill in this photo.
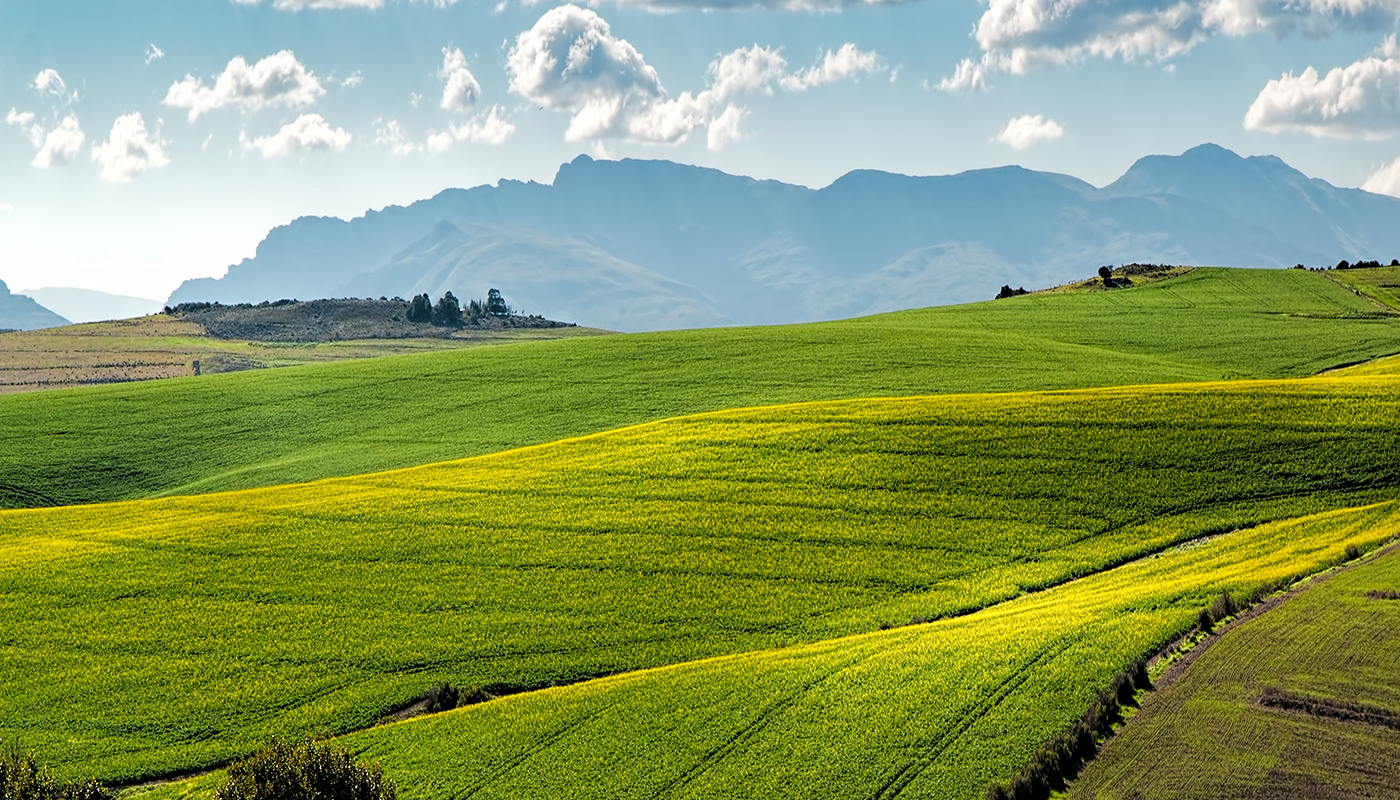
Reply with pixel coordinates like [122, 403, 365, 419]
[165, 145, 1400, 331]
[4, 375, 1398, 787]
[4, 268, 1399, 510]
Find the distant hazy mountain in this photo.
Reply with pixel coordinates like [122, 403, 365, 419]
[0, 279, 69, 330]
[19, 287, 163, 324]
[168, 144, 1400, 331]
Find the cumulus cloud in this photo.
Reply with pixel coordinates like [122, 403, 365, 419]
[231, 0, 460, 8]
[1363, 156, 1400, 196]
[439, 48, 482, 111]
[91, 112, 169, 181]
[146, 44, 165, 64]
[7, 108, 85, 168]
[507, 5, 881, 145]
[451, 106, 516, 143]
[341, 70, 364, 88]
[938, 0, 1400, 91]
[996, 114, 1065, 149]
[1244, 37, 1400, 138]
[707, 104, 747, 150]
[243, 113, 351, 157]
[163, 50, 324, 122]
[781, 43, 883, 89]
[34, 69, 68, 98]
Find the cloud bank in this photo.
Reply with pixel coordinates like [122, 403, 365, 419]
[940, 0, 1400, 91]
[164, 50, 324, 121]
[507, 4, 881, 148]
[1244, 37, 1400, 138]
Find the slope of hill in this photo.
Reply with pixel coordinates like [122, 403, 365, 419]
[0, 279, 68, 330]
[18, 287, 163, 324]
[165, 145, 1400, 330]
[1070, 545, 1400, 800]
[3, 268, 1399, 509]
[5, 378, 1398, 786]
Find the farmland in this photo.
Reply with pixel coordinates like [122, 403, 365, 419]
[4, 267, 1400, 509]
[0, 314, 598, 394]
[1070, 544, 1400, 799]
[4, 374, 1400, 785]
[136, 501, 1400, 800]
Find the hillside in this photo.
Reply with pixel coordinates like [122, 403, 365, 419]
[0, 278, 68, 331]
[165, 145, 1400, 331]
[5, 376, 1398, 787]
[1071, 545, 1400, 799]
[3, 268, 1398, 509]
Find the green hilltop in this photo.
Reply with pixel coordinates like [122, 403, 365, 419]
[2, 267, 1398, 509]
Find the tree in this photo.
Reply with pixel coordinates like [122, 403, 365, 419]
[485, 288, 509, 316]
[431, 292, 461, 327]
[406, 294, 432, 323]
[1098, 266, 1114, 286]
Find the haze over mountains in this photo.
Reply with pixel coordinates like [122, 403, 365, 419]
[169, 144, 1400, 332]
[0, 280, 69, 331]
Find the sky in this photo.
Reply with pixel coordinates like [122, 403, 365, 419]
[3, 0, 1400, 302]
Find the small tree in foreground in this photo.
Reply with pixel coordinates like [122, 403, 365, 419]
[485, 288, 509, 316]
[0, 742, 106, 800]
[215, 739, 395, 800]
[406, 294, 432, 323]
[431, 292, 461, 327]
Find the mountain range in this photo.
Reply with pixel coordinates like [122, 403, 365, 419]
[19, 287, 163, 325]
[0, 279, 69, 331]
[168, 144, 1400, 332]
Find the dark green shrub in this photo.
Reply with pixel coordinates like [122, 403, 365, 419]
[1130, 659, 1151, 691]
[424, 682, 459, 713]
[1209, 591, 1238, 622]
[485, 288, 509, 316]
[1345, 543, 1362, 561]
[985, 784, 1012, 800]
[1196, 607, 1214, 634]
[430, 293, 461, 327]
[214, 739, 395, 800]
[0, 742, 106, 800]
[406, 294, 432, 323]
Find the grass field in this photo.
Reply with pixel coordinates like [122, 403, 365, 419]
[3, 267, 1400, 509]
[137, 501, 1400, 800]
[1070, 544, 1400, 799]
[1325, 265, 1400, 313]
[0, 315, 600, 394]
[4, 375, 1400, 784]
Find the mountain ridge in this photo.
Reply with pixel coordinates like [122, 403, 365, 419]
[167, 145, 1400, 332]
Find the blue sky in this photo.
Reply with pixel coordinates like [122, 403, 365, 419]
[3, 0, 1400, 300]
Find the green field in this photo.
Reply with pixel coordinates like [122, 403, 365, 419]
[3, 267, 1400, 510]
[4, 373, 1400, 785]
[1071, 544, 1400, 799]
[138, 502, 1400, 800]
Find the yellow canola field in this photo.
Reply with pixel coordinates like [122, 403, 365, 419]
[4, 375, 1400, 784]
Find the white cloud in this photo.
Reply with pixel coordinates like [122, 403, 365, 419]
[146, 44, 165, 64]
[34, 69, 68, 98]
[244, 113, 351, 157]
[706, 104, 747, 150]
[939, 0, 1400, 91]
[1363, 156, 1400, 196]
[780, 43, 883, 90]
[91, 113, 169, 181]
[34, 116, 86, 167]
[0, 203, 12, 212]
[163, 50, 324, 122]
[507, 5, 881, 145]
[450, 106, 516, 143]
[410, 92, 424, 108]
[374, 119, 420, 155]
[7, 108, 85, 168]
[341, 70, 364, 88]
[1244, 38, 1400, 138]
[439, 47, 482, 111]
[995, 114, 1064, 149]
